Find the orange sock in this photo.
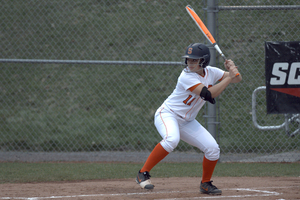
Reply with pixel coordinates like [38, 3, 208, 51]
[202, 156, 218, 183]
[140, 143, 169, 173]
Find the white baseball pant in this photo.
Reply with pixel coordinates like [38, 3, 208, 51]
[154, 106, 220, 161]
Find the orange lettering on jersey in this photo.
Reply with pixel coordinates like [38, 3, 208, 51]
[187, 98, 195, 105]
[183, 95, 192, 104]
[183, 95, 196, 106]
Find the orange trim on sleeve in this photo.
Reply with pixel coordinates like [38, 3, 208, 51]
[188, 83, 201, 92]
[218, 72, 226, 82]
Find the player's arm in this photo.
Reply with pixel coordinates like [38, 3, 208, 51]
[191, 77, 232, 100]
[190, 65, 241, 100]
[223, 72, 242, 83]
[189, 83, 215, 104]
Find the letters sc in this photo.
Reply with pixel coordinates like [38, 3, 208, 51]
[270, 62, 300, 85]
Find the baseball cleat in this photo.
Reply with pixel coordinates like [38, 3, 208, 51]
[136, 170, 154, 189]
[200, 181, 222, 195]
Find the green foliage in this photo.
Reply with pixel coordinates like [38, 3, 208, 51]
[0, 0, 299, 153]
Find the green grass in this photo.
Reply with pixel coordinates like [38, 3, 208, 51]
[0, 162, 299, 183]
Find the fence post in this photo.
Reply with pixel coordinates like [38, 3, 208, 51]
[206, 0, 218, 138]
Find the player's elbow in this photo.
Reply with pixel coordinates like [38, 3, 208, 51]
[200, 87, 216, 104]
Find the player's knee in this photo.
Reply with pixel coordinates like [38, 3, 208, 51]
[169, 137, 180, 150]
[204, 143, 220, 161]
[161, 137, 180, 152]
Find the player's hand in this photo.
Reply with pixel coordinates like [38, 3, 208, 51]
[229, 67, 240, 78]
[226, 60, 240, 78]
[224, 59, 235, 70]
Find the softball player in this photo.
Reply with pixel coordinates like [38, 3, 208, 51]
[136, 43, 242, 195]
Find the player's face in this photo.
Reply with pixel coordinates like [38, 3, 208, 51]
[187, 58, 201, 72]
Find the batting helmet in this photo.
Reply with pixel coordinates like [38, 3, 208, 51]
[182, 43, 210, 68]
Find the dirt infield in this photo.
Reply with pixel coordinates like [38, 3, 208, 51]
[1, 177, 299, 200]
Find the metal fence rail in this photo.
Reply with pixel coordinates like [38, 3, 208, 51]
[0, 0, 299, 162]
[252, 86, 300, 137]
[0, 59, 181, 65]
[218, 5, 300, 10]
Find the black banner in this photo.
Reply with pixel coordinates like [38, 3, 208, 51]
[265, 41, 300, 114]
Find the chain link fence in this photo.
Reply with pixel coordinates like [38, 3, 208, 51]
[0, 0, 299, 162]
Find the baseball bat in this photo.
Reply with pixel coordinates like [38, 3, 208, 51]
[186, 5, 239, 76]
[185, 5, 226, 61]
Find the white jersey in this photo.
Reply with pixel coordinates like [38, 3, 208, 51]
[162, 66, 225, 121]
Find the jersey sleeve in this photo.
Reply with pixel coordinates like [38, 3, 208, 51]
[210, 66, 225, 83]
[177, 67, 225, 92]
[178, 72, 201, 91]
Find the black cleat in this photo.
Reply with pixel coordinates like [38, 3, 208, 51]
[200, 181, 222, 195]
[136, 170, 154, 189]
